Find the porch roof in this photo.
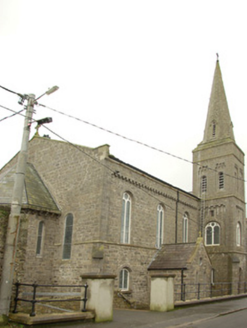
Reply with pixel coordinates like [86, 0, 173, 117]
[0, 163, 60, 214]
[148, 243, 197, 270]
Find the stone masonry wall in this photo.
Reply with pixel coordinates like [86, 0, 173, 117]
[1, 135, 202, 308]
[26, 137, 201, 305]
[103, 243, 156, 307]
[104, 157, 200, 248]
[0, 208, 9, 281]
[21, 213, 59, 284]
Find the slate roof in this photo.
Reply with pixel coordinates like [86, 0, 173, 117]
[0, 163, 60, 214]
[148, 243, 197, 270]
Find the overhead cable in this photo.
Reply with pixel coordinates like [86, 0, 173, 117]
[39, 103, 246, 183]
[0, 105, 26, 122]
[0, 85, 22, 97]
[42, 124, 200, 227]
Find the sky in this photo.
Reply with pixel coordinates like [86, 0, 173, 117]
[1, 0, 247, 193]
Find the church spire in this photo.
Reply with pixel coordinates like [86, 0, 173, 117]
[202, 58, 235, 144]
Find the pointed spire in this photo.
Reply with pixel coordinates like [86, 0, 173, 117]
[202, 58, 235, 144]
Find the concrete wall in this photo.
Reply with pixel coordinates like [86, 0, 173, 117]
[81, 274, 116, 322]
[150, 274, 175, 311]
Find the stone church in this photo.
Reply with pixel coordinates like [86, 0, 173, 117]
[0, 59, 246, 308]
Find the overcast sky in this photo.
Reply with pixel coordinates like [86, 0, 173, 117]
[1, 0, 247, 193]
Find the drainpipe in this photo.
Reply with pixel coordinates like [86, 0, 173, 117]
[175, 191, 179, 244]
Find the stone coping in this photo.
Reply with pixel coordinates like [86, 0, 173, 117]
[9, 311, 94, 326]
[150, 273, 176, 278]
[175, 293, 247, 307]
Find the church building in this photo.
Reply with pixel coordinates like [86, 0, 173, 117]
[193, 59, 246, 286]
[0, 59, 246, 308]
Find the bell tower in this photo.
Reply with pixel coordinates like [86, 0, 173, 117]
[193, 58, 246, 286]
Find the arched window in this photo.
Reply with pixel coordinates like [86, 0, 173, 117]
[121, 193, 131, 244]
[201, 175, 207, 193]
[119, 268, 129, 291]
[62, 213, 74, 259]
[236, 222, 241, 246]
[36, 221, 44, 256]
[182, 213, 189, 243]
[219, 172, 224, 189]
[205, 222, 220, 246]
[156, 205, 164, 248]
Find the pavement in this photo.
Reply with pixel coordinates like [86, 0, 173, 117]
[22, 296, 247, 328]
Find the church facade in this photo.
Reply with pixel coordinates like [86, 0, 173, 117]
[0, 60, 246, 308]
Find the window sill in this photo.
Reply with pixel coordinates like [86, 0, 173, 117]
[205, 244, 220, 246]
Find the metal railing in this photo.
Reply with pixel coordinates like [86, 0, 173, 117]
[12, 282, 88, 317]
[175, 282, 247, 302]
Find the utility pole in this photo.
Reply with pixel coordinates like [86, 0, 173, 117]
[0, 86, 58, 317]
[0, 94, 35, 315]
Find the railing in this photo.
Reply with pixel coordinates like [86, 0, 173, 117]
[12, 282, 88, 317]
[175, 282, 247, 302]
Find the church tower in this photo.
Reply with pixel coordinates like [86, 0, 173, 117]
[193, 58, 246, 286]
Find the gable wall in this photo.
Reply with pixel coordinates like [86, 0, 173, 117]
[27, 137, 105, 245]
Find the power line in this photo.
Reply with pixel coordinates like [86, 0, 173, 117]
[0, 104, 39, 124]
[0, 85, 238, 228]
[0, 91, 245, 185]
[0, 105, 26, 122]
[0, 103, 241, 227]
[39, 103, 193, 165]
[0, 84, 245, 182]
[43, 124, 117, 174]
[0, 82, 244, 185]
[42, 124, 200, 227]
[0, 85, 22, 97]
[39, 103, 247, 184]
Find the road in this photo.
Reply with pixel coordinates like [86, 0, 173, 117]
[181, 308, 247, 328]
[13, 297, 247, 328]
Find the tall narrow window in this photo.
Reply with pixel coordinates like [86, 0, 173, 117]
[201, 175, 207, 193]
[182, 213, 188, 243]
[205, 222, 220, 245]
[36, 221, 44, 256]
[219, 172, 224, 189]
[121, 193, 131, 244]
[212, 122, 216, 137]
[62, 213, 74, 259]
[211, 269, 215, 284]
[156, 205, 164, 248]
[119, 268, 129, 291]
[236, 222, 241, 246]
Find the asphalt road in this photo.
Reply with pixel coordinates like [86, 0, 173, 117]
[181, 308, 247, 328]
[19, 297, 247, 328]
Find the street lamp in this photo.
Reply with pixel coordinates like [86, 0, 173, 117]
[35, 117, 53, 136]
[0, 86, 59, 317]
[36, 117, 53, 125]
[35, 85, 59, 101]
